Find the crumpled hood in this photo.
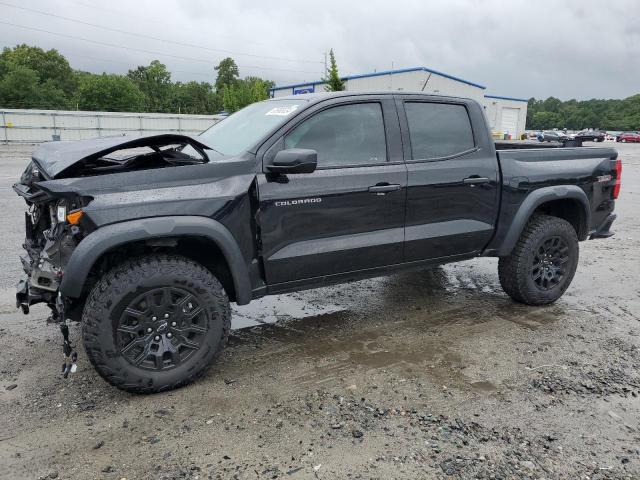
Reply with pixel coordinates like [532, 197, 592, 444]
[32, 133, 213, 179]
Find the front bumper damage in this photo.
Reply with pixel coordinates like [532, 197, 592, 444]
[16, 229, 66, 318]
[14, 179, 82, 376]
[14, 161, 85, 322]
[15, 210, 81, 321]
[15, 235, 79, 323]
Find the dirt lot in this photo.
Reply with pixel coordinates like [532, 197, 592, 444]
[0, 142, 639, 480]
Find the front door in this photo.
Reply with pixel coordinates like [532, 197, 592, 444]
[397, 97, 499, 261]
[257, 97, 407, 286]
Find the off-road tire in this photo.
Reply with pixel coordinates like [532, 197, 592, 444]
[498, 215, 579, 306]
[82, 254, 230, 393]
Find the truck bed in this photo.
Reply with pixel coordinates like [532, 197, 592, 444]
[496, 145, 617, 164]
[495, 140, 565, 150]
[486, 145, 618, 256]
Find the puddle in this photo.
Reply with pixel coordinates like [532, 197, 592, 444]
[231, 293, 345, 329]
[232, 307, 467, 386]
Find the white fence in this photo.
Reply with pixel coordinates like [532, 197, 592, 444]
[0, 108, 226, 143]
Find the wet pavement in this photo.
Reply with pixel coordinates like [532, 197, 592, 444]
[0, 142, 639, 479]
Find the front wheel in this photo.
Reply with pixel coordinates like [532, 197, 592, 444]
[82, 254, 230, 393]
[498, 215, 579, 306]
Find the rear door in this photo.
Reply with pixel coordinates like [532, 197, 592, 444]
[397, 96, 499, 261]
[257, 96, 407, 286]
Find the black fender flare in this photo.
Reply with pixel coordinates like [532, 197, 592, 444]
[498, 185, 590, 256]
[59, 216, 252, 305]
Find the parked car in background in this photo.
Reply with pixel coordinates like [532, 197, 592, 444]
[605, 132, 620, 141]
[538, 130, 567, 142]
[526, 131, 540, 140]
[616, 132, 640, 143]
[571, 130, 605, 142]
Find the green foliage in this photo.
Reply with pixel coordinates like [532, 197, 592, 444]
[76, 73, 145, 112]
[222, 76, 272, 113]
[169, 81, 221, 114]
[0, 44, 76, 95]
[527, 96, 640, 131]
[127, 60, 172, 112]
[0, 44, 75, 109]
[0, 65, 70, 109]
[214, 57, 239, 93]
[0, 44, 274, 115]
[323, 49, 344, 92]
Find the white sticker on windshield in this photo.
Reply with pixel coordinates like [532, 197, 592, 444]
[265, 105, 299, 116]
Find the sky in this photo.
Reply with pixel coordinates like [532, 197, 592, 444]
[0, 0, 638, 100]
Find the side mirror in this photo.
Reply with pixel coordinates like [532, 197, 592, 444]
[267, 148, 317, 174]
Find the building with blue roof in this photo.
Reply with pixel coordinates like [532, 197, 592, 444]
[270, 66, 529, 138]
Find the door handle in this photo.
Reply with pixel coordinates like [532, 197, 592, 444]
[368, 183, 401, 194]
[463, 176, 490, 185]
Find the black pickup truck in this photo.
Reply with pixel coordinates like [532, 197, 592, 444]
[13, 92, 621, 393]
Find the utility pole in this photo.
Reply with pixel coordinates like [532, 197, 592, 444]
[390, 61, 394, 90]
[324, 52, 328, 76]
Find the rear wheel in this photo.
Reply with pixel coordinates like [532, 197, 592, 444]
[498, 215, 579, 305]
[82, 254, 230, 393]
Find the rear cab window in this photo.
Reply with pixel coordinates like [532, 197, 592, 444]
[404, 102, 475, 160]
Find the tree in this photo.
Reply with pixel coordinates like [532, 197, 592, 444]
[222, 76, 272, 113]
[323, 49, 344, 92]
[76, 73, 145, 112]
[214, 57, 239, 93]
[0, 65, 69, 109]
[169, 81, 221, 114]
[0, 44, 76, 96]
[0, 66, 42, 108]
[526, 95, 640, 131]
[127, 60, 172, 112]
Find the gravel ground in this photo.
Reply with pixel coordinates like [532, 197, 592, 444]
[0, 142, 639, 480]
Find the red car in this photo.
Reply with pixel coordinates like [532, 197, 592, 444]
[617, 132, 640, 143]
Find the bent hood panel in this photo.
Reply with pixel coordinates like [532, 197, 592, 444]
[32, 134, 213, 179]
[33, 153, 258, 227]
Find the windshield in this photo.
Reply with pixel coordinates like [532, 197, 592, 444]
[198, 99, 304, 156]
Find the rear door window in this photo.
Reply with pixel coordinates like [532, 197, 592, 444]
[405, 102, 475, 159]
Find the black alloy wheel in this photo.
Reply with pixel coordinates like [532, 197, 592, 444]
[498, 215, 579, 305]
[116, 287, 208, 371]
[83, 255, 231, 393]
[530, 236, 569, 291]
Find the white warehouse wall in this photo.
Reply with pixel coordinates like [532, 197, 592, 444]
[482, 96, 528, 138]
[346, 70, 485, 103]
[270, 67, 486, 103]
[0, 109, 225, 143]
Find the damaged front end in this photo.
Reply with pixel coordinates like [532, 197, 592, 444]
[13, 134, 214, 378]
[14, 160, 89, 321]
[13, 133, 213, 323]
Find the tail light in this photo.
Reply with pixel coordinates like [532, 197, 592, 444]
[613, 159, 622, 199]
